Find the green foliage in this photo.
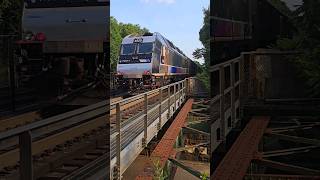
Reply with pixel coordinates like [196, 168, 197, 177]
[272, 37, 301, 51]
[293, 46, 320, 97]
[193, 8, 210, 67]
[110, 16, 149, 71]
[200, 172, 209, 180]
[152, 158, 168, 180]
[193, 7, 210, 89]
[0, 0, 22, 35]
[110, 17, 122, 71]
[196, 67, 209, 91]
[273, 0, 320, 97]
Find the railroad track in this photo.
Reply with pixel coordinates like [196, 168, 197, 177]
[0, 96, 124, 134]
[0, 101, 107, 179]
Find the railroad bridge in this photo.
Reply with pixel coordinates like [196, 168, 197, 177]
[209, 49, 320, 180]
[1, 50, 320, 180]
[0, 77, 210, 180]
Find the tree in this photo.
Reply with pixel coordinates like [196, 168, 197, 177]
[0, 0, 23, 35]
[193, 8, 210, 67]
[193, 7, 210, 90]
[110, 17, 122, 71]
[110, 16, 149, 72]
[274, 0, 320, 97]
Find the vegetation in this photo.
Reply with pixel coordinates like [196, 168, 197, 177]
[200, 172, 209, 180]
[273, 0, 320, 97]
[152, 158, 168, 180]
[110, 17, 149, 71]
[0, 0, 22, 35]
[193, 7, 210, 90]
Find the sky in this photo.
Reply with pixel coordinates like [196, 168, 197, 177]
[111, 0, 209, 64]
[282, 0, 302, 10]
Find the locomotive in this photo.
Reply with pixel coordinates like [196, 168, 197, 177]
[16, 0, 109, 97]
[116, 32, 198, 89]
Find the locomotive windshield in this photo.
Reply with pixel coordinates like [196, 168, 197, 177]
[25, 0, 109, 8]
[138, 43, 153, 54]
[121, 44, 136, 55]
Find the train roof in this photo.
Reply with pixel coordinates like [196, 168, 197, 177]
[123, 32, 191, 60]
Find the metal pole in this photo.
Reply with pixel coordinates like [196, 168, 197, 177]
[143, 94, 148, 147]
[219, 66, 226, 143]
[182, 80, 185, 101]
[19, 131, 33, 180]
[115, 103, 121, 179]
[167, 86, 171, 119]
[179, 82, 182, 105]
[174, 84, 177, 112]
[239, 55, 245, 119]
[8, 37, 15, 111]
[158, 88, 162, 130]
[231, 63, 235, 127]
[186, 79, 189, 97]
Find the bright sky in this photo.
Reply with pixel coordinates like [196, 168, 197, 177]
[111, 0, 209, 64]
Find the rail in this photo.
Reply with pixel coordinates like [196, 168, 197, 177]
[0, 100, 108, 180]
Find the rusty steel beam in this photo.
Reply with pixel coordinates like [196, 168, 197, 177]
[244, 174, 320, 180]
[189, 111, 210, 117]
[211, 116, 270, 180]
[174, 142, 209, 152]
[136, 99, 194, 179]
[267, 132, 320, 146]
[187, 119, 210, 125]
[262, 146, 319, 158]
[182, 126, 210, 136]
[269, 123, 320, 133]
[254, 158, 320, 175]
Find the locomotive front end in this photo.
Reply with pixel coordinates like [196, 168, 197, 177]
[116, 35, 155, 88]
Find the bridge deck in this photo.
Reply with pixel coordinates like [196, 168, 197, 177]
[212, 116, 270, 180]
[136, 99, 194, 179]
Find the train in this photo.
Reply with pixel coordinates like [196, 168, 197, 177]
[16, 0, 109, 97]
[116, 32, 198, 89]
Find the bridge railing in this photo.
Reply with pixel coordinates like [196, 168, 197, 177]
[209, 49, 300, 152]
[210, 56, 241, 151]
[110, 77, 196, 179]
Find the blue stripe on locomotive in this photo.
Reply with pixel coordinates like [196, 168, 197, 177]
[170, 67, 177, 73]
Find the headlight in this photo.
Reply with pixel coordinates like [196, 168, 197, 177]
[23, 31, 34, 40]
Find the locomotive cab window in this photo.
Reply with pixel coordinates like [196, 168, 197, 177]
[138, 43, 154, 54]
[121, 44, 136, 55]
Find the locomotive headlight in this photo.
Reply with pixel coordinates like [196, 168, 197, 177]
[23, 31, 35, 40]
[139, 59, 149, 63]
[120, 59, 130, 63]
